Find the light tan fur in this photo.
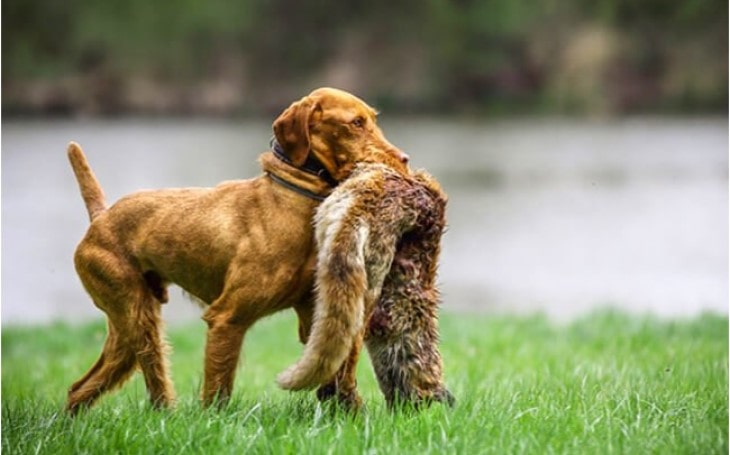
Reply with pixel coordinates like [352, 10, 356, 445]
[65, 87, 409, 414]
[277, 160, 450, 408]
[277, 191, 368, 391]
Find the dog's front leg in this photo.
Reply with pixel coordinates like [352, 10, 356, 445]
[201, 304, 249, 407]
[293, 297, 314, 345]
[315, 330, 365, 411]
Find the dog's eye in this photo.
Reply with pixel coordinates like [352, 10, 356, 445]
[351, 117, 365, 128]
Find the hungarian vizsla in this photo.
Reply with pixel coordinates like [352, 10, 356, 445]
[65, 87, 409, 414]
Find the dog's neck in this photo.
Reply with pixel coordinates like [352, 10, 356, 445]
[270, 139, 339, 187]
[259, 150, 333, 202]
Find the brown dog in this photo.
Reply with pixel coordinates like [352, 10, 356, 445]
[65, 87, 409, 414]
[277, 160, 453, 408]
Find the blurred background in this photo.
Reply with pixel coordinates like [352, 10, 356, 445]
[2, 0, 728, 324]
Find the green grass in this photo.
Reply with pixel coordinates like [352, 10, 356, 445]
[2, 311, 727, 454]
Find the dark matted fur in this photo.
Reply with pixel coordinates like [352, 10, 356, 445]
[278, 162, 453, 408]
[365, 170, 454, 407]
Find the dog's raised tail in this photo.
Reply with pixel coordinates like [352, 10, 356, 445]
[277, 200, 369, 391]
[67, 142, 107, 222]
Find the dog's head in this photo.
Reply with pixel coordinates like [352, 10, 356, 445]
[273, 87, 410, 182]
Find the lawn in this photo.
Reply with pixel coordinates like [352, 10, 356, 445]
[2, 311, 727, 454]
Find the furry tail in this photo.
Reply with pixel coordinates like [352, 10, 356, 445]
[67, 142, 107, 222]
[277, 202, 369, 390]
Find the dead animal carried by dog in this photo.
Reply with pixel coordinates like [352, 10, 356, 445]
[278, 162, 454, 408]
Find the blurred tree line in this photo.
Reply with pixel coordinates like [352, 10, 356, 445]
[3, 0, 727, 116]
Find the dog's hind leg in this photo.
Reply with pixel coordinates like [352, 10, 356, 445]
[66, 319, 137, 415]
[68, 246, 176, 413]
[131, 295, 175, 409]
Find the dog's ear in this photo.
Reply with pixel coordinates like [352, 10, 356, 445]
[272, 98, 321, 166]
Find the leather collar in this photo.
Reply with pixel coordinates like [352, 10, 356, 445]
[270, 138, 339, 187]
[266, 172, 326, 201]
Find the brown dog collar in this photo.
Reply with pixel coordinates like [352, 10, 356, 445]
[266, 172, 326, 201]
[270, 138, 339, 187]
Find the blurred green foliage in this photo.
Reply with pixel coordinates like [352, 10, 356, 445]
[3, 0, 727, 115]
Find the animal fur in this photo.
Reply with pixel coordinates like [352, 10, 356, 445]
[277, 162, 453, 407]
[64, 87, 410, 414]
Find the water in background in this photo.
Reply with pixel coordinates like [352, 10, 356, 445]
[2, 118, 727, 325]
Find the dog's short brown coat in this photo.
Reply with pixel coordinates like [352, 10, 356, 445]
[65, 87, 409, 414]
